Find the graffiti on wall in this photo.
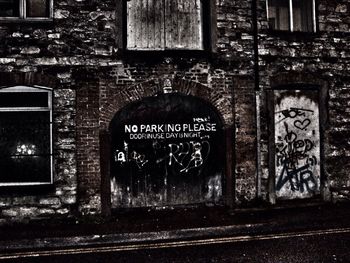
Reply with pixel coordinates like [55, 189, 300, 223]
[274, 90, 320, 199]
[109, 94, 224, 208]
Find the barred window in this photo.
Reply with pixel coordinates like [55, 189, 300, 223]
[267, 0, 316, 32]
[0, 86, 53, 186]
[0, 0, 52, 20]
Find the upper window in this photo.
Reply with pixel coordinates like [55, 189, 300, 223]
[0, 0, 52, 20]
[126, 0, 205, 51]
[0, 86, 53, 186]
[267, 0, 316, 32]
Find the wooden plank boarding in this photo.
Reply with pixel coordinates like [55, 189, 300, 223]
[126, 0, 136, 49]
[148, 0, 155, 49]
[154, 0, 164, 49]
[186, 0, 193, 49]
[141, 0, 148, 48]
[178, 0, 185, 49]
[190, 0, 203, 50]
[127, 0, 145, 49]
[166, 0, 203, 49]
[127, 0, 204, 50]
[164, 0, 173, 49]
[195, 0, 203, 49]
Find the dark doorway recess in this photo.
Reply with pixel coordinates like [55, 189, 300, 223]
[109, 93, 225, 209]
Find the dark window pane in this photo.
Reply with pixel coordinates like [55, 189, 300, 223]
[0, 0, 19, 17]
[0, 92, 48, 107]
[293, 0, 314, 32]
[0, 111, 51, 184]
[0, 156, 50, 183]
[268, 0, 290, 31]
[26, 0, 49, 17]
[0, 111, 51, 156]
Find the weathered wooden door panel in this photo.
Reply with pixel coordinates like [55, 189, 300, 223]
[164, 0, 203, 50]
[127, 0, 165, 50]
[110, 94, 224, 208]
[126, 0, 202, 50]
[274, 89, 320, 199]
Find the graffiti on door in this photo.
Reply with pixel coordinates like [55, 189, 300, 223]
[274, 90, 320, 199]
[109, 94, 224, 208]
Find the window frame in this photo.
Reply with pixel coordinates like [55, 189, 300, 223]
[0, 85, 53, 187]
[266, 0, 317, 33]
[121, 0, 214, 52]
[0, 0, 53, 22]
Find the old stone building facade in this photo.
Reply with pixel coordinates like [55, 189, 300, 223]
[0, 0, 348, 223]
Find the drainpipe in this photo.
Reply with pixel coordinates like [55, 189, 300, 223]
[252, 0, 262, 199]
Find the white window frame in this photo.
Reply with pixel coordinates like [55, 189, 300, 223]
[0, 0, 53, 21]
[0, 85, 53, 186]
[266, 0, 316, 32]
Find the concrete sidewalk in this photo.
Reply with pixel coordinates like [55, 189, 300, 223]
[1, 201, 350, 256]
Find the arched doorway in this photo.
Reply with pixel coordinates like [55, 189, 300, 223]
[109, 93, 225, 208]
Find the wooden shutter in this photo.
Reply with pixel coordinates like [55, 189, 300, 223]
[154, 0, 165, 49]
[127, 0, 203, 50]
[126, 0, 165, 50]
[165, 0, 203, 50]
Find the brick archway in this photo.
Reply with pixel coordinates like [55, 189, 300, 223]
[98, 77, 234, 215]
[99, 77, 233, 130]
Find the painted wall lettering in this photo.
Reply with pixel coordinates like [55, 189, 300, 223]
[274, 90, 321, 199]
[109, 94, 224, 208]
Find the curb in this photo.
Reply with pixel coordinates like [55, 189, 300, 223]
[2, 225, 350, 260]
[0, 223, 267, 252]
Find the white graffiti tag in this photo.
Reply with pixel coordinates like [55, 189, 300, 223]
[157, 141, 211, 173]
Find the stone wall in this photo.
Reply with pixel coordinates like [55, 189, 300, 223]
[74, 0, 258, 213]
[0, 0, 259, 219]
[2, 0, 349, 221]
[257, 0, 350, 202]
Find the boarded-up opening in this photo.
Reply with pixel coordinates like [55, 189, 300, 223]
[273, 89, 321, 199]
[109, 93, 224, 208]
[126, 0, 204, 50]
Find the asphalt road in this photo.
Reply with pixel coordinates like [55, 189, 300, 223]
[2, 227, 350, 263]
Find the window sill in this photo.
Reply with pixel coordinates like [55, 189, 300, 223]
[0, 183, 54, 196]
[119, 49, 215, 64]
[0, 17, 53, 24]
[265, 29, 320, 40]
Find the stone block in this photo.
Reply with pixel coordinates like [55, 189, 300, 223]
[20, 47, 40, 55]
[39, 198, 62, 207]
